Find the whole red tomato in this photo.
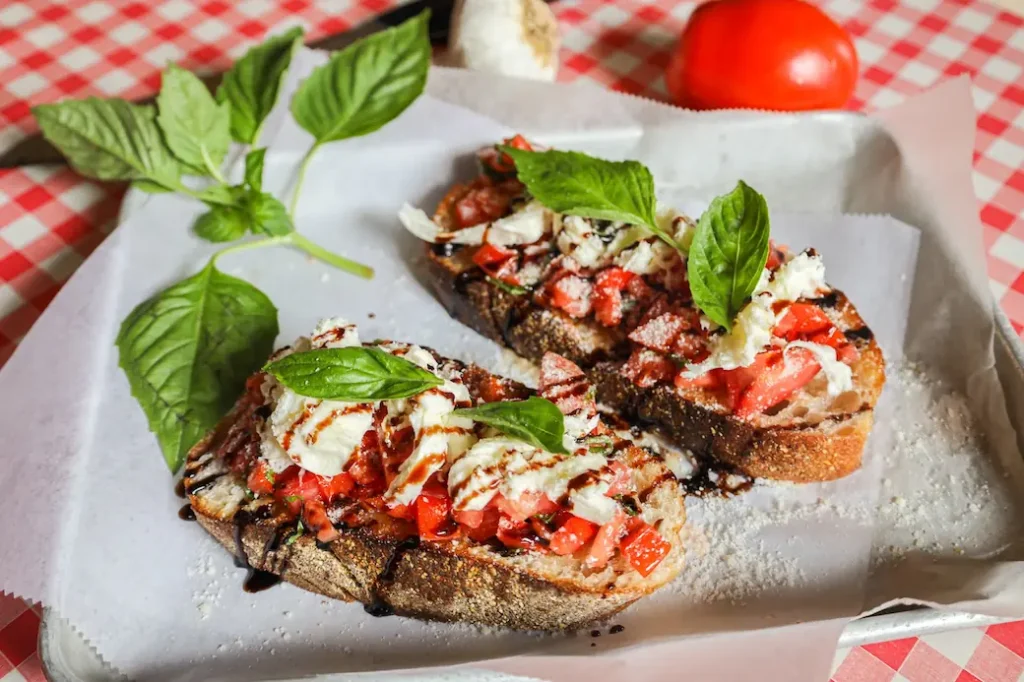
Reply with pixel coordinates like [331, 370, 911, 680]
[666, 0, 858, 111]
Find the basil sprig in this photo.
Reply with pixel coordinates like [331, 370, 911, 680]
[264, 348, 443, 400]
[686, 181, 770, 328]
[454, 397, 569, 455]
[35, 14, 432, 473]
[499, 147, 772, 329]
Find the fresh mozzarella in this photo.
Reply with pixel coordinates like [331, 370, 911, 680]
[398, 204, 487, 245]
[268, 389, 376, 477]
[786, 341, 853, 395]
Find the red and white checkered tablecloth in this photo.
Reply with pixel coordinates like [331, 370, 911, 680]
[0, 0, 1022, 680]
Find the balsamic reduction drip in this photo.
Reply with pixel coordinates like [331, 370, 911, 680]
[844, 326, 874, 342]
[316, 539, 333, 551]
[810, 291, 839, 308]
[679, 459, 754, 498]
[243, 570, 282, 593]
[254, 404, 272, 420]
[185, 474, 221, 496]
[364, 536, 420, 618]
[431, 242, 463, 258]
[609, 624, 625, 634]
[174, 479, 187, 498]
[178, 504, 196, 521]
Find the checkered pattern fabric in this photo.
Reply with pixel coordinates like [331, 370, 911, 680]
[0, 0, 1022, 679]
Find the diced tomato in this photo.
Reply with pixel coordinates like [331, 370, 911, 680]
[592, 267, 636, 327]
[384, 500, 416, 521]
[619, 524, 671, 577]
[494, 492, 559, 522]
[735, 347, 821, 418]
[766, 241, 788, 270]
[605, 460, 632, 497]
[381, 426, 414, 485]
[303, 500, 340, 544]
[456, 508, 501, 542]
[674, 368, 723, 391]
[245, 374, 266, 402]
[455, 185, 512, 229]
[549, 516, 599, 556]
[595, 266, 635, 291]
[348, 435, 385, 488]
[593, 286, 623, 327]
[539, 352, 594, 415]
[549, 275, 593, 318]
[586, 510, 628, 570]
[416, 486, 458, 542]
[317, 472, 355, 502]
[672, 332, 707, 361]
[810, 327, 859, 363]
[629, 313, 688, 353]
[621, 349, 676, 388]
[505, 134, 533, 152]
[472, 243, 515, 267]
[720, 351, 778, 408]
[276, 471, 322, 514]
[773, 303, 832, 340]
[496, 514, 548, 552]
[247, 460, 277, 496]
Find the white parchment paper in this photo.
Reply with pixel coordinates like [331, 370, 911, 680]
[0, 51, 1019, 682]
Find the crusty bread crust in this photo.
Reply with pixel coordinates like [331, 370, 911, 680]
[184, 368, 686, 631]
[425, 245, 885, 483]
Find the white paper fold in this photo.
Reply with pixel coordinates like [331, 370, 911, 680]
[0, 51, 1018, 682]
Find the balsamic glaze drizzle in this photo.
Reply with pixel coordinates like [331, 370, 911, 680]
[364, 536, 420, 618]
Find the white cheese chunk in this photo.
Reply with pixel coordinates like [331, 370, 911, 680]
[397, 203, 487, 245]
[268, 390, 376, 477]
[786, 341, 853, 395]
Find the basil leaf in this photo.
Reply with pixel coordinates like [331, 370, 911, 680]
[265, 347, 443, 400]
[499, 147, 669, 240]
[217, 27, 304, 144]
[246, 192, 292, 236]
[193, 205, 247, 243]
[156, 64, 231, 175]
[133, 179, 173, 194]
[290, 11, 430, 145]
[196, 183, 238, 206]
[116, 262, 278, 472]
[244, 148, 266, 192]
[32, 98, 179, 187]
[687, 181, 770, 328]
[487, 277, 529, 296]
[454, 397, 569, 455]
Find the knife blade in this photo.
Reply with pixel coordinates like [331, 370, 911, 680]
[0, 0, 455, 168]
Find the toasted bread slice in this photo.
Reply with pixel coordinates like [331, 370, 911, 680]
[423, 209, 884, 484]
[184, 349, 686, 631]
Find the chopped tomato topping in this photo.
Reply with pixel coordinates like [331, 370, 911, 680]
[622, 349, 676, 388]
[549, 516, 599, 555]
[619, 524, 671, 577]
[276, 471, 322, 515]
[455, 184, 513, 228]
[454, 507, 501, 538]
[549, 275, 593, 318]
[247, 460, 276, 496]
[605, 460, 633, 497]
[384, 500, 416, 521]
[494, 491, 559, 522]
[416, 484, 459, 542]
[810, 327, 858, 363]
[766, 241, 788, 270]
[539, 352, 594, 416]
[735, 348, 821, 418]
[773, 303, 832, 340]
[629, 312, 689, 353]
[592, 267, 636, 327]
[721, 351, 777, 408]
[472, 242, 515, 267]
[674, 368, 723, 390]
[317, 472, 355, 502]
[496, 514, 547, 552]
[586, 510, 628, 570]
[303, 500, 340, 544]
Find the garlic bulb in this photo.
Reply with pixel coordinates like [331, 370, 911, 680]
[448, 0, 560, 82]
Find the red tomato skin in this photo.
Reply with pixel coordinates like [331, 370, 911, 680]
[549, 516, 599, 556]
[619, 525, 672, 577]
[666, 0, 858, 112]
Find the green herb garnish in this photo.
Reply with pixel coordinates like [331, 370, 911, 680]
[37, 13, 432, 473]
[487, 277, 530, 296]
[454, 397, 569, 455]
[285, 520, 305, 545]
[265, 347, 443, 400]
